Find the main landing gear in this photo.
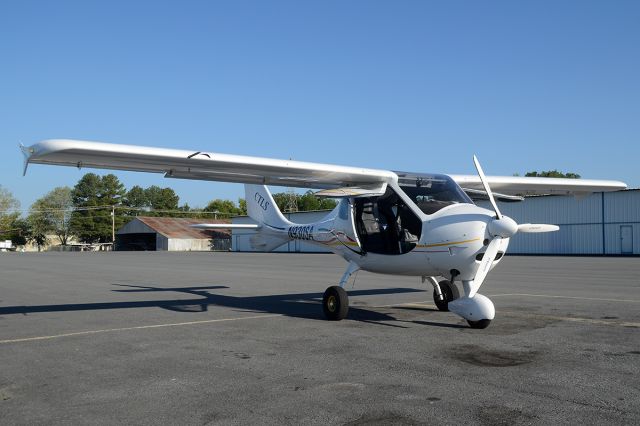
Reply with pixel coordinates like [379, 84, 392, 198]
[323, 286, 349, 320]
[322, 261, 359, 321]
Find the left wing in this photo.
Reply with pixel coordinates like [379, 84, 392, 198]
[22, 139, 627, 196]
[22, 139, 397, 189]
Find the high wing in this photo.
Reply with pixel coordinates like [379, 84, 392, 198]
[450, 174, 627, 196]
[22, 139, 626, 195]
[22, 139, 397, 190]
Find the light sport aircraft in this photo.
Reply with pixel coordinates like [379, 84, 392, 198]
[21, 139, 627, 328]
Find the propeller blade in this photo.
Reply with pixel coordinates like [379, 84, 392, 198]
[517, 223, 560, 233]
[470, 238, 502, 297]
[473, 155, 502, 220]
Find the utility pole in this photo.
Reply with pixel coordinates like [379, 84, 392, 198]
[284, 189, 298, 213]
[111, 206, 115, 245]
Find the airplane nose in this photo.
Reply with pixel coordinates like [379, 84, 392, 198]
[487, 215, 518, 238]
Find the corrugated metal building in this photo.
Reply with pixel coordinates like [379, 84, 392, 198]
[478, 189, 639, 255]
[116, 217, 231, 251]
[231, 190, 639, 255]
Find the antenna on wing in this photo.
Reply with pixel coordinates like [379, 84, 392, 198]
[284, 157, 299, 213]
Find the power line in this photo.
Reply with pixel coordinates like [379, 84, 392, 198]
[0, 205, 237, 216]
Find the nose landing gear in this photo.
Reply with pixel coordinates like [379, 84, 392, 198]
[425, 276, 494, 328]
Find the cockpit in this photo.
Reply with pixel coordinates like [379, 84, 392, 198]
[352, 173, 473, 256]
[395, 172, 473, 215]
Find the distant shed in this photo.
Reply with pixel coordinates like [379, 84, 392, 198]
[116, 217, 231, 251]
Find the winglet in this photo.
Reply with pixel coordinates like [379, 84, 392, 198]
[19, 143, 33, 176]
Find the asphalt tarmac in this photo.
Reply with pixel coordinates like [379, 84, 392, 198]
[0, 252, 639, 425]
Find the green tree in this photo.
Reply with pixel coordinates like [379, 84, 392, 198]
[70, 173, 101, 242]
[145, 185, 179, 212]
[125, 185, 148, 208]
[525, 170, 581, 179]
[298, 191, 321, 211]
[26, 210, 48, 251]
[204, 199, 242, 218]
[30, 187, 74, 245]
[271, 192, 291, 212]
[7, 217, 29, 247]
[0, 185, 19, 212]
[70, 173, 126, 243]
[318, 197, 337, 210]
[238, 198, 247, 216]
[0, 185, 21, 243]
[271, 191, 337, 212]
[124, 185, 179, 217]
[123, 185, 149, 219]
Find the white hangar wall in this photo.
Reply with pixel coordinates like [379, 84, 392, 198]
[231, 190, 639, 255]
[477, 190, 640, 255]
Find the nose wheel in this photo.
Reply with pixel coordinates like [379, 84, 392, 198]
[467, 319, 492, 329]
[323, 286, 349, 320]
[432, 280, 459, 311]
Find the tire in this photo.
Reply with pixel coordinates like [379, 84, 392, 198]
[323, 286, 349, 321]
[467, 319, 491, 329]
[433, 280, 459, 312]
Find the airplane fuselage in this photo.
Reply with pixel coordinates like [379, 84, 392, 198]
[280, 184, 508, 282]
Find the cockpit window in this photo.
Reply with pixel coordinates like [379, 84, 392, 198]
[397, 173, 472, 215]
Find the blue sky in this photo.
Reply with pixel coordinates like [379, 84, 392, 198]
[1, 0, 639, 211]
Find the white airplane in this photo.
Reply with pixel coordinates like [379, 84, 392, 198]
[21, 139, 627, 328]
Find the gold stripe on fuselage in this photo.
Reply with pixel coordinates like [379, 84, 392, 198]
[417, 237, 482, 248]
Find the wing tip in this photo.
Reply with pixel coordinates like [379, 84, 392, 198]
[19, 143, 31, 176]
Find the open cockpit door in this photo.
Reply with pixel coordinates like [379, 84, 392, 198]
[353, 186, 422, 255]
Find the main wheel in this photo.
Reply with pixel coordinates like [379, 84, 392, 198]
[323, 286, 349, 321]
[433, 280, 459, 312]
[467, 319, 491, 329]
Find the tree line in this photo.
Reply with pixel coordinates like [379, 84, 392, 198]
[0, 173, 336, 249]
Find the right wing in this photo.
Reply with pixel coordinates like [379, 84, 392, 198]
[22, 139, 397, 189]
[450, 174, 627, 196]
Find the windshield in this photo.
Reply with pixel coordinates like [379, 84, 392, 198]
[397, 173, 473, 215]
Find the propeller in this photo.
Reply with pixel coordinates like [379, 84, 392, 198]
[473, 155, 502, 220]
[468, 156, 558, 297]
[517, 223, 560, 233]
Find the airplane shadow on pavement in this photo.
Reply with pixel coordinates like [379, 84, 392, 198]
[0, 284, 462, 329]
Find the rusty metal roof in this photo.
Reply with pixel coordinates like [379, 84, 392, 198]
[133, 217, 231, 239]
